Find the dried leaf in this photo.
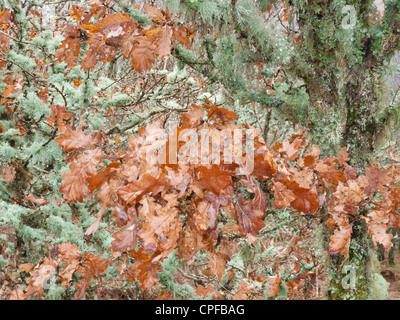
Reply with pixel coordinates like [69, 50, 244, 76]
[268, 274, 282, 297]
[59, 149, 103, 202]
[144, 5, 166, 23]
[55, 127, 94, 151]
[193, 165, 232, 196]
[2, 165, 16, 184]
[329, 224, 353, 255]
[232, 280, 253, 300]
[236, 178, 266, 236]
[24, 193, 49, 206]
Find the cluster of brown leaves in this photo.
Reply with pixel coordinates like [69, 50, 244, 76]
[272, 136, 400, 260]
[12, 102, 400, 299]
[52, 103, 272, 294]
[0, 8, 13, 70]
[0, 8, 21, 101]
[55, 3, 191, 72]
[11, 242, 108, 300]
[0, 3, 192, 104]
[327, 163, 400, 258]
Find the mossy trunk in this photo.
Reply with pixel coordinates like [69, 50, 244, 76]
[328, 220, 371, 299]
[340, 60, 383, 168]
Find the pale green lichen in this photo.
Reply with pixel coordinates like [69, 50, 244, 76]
[90, 113, 106, 130]
[368, 273, 389, 300]
[0, 254, 9, 267]
[18, 91, 51, 121]
[105, 93, 132, 107]
[8, 51, 37, 72]
[158, 249, 195, 298]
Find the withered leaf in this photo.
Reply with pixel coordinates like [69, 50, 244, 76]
[58, 242, 81, 288]
[81, 50, 98, 71]
[87, 162, 121, 192]
[195, 284, 215, 298]
[18, 263, 34, 273]
[268, 274, 282, 297]
[24, 258, 58, 299]
[232, 279, 253, 300]
[277, 134, 306, 161]
[2, 165, 16, 184]
[24, 193, 49, 206]
[207, 251, 226, 281]
[338, 147, 350, 167]
[365, 164, 392, 195]
[55, 127, 94, 151]
[272, 180, 296, 209]
[130, 36, 156, 72]
[111, 224, 137, 252]
[85, 206, 107, 236]
[144, 4, 166, 23]
[252, 152, 277, 180]
[119, 173, 170, 203]
[329, 224, 353, 256]
[193, 165, 232, 196]
[368, 223, 393, 251]
[302, 145, 320, 168]
[235, 178, 266, 236]
[137, 193, 182, 257]
[193, 199, 219, 235]
[59, 149, 103, 202]
[180, 104, 205, 128]
[127, 250, 162, 291]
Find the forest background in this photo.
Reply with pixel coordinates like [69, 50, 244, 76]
[0, 0, 400, 300]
